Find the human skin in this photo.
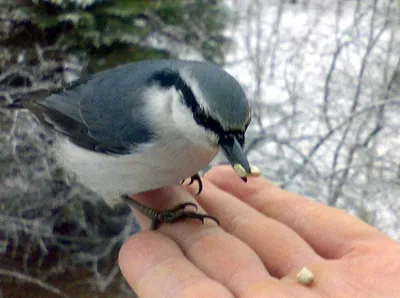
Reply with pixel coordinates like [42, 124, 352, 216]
[118, 166, 400, 298]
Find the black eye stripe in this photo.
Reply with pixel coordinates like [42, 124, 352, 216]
[147, 69, 178, 88]
[147, 69, 245, 146]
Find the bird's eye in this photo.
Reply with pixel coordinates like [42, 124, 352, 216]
[223, 132, 245, 147]
[219, 132, 245, 147]
[218, 133, 232, 145]
[238, 134, 245, 147]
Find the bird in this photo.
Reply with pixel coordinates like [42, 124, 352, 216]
[23, 59, 253, 229]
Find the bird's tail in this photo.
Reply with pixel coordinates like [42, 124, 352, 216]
[0, 89, 54, 109]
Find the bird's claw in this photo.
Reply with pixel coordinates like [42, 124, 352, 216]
[180, 173, 203, 195]
[169, 202, 198, 212]
[122, 195, 218, 230]
[150, 208, 219, 230]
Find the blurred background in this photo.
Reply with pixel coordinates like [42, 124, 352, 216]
[0, 0, 399, 297]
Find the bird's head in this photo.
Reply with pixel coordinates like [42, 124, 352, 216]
[145, 60, 252, 180]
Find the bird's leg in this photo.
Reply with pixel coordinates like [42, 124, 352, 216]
[121, 195, 219, 230]
[180, 173, 203, 195]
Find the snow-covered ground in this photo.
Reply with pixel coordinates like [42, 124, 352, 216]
[223, 0, 400, 239]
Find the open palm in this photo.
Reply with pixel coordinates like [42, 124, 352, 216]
[119, 166, 400, 298]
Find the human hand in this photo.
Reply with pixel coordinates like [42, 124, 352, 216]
[119, 166, 400, 298]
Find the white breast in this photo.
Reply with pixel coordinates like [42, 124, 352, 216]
[56, 135, 218, 206]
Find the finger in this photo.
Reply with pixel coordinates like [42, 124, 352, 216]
[187, 179, 322, 277]
[137, 186, 273, 297]
[204, 166, 386, 259]
[119, 231, 232, 298]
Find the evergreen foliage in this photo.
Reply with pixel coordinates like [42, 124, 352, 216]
[0, 0, 231, 296]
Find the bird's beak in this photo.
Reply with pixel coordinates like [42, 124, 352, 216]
[220, 136, 251, 182]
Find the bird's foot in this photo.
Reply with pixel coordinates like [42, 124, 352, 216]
[180, 173, 203, 195]
[122, 195, 219, 230]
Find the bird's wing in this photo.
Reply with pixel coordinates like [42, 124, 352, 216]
[24, 65, 154, 154]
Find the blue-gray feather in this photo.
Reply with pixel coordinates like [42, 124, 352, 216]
[26, 60, 250, 154]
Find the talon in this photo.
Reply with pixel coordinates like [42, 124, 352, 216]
[191, 173, 203, 195]
[181, 173, 203, 195]
[195, 182, 203, 195]
[170, 202, 198, 212]
[173, 211, 220, 226]
[122, 195, 219, 230]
